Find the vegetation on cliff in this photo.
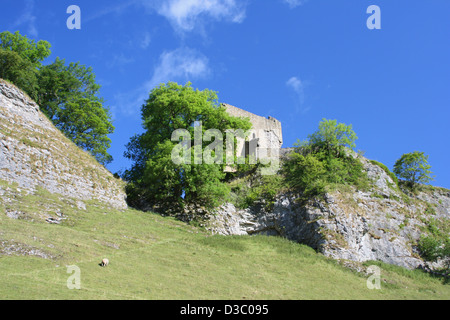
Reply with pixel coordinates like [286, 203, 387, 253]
[282, 118, 369, 201]
[0, 31, 114, 165]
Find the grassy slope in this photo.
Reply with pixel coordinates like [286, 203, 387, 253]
[0, 180, 449, 300]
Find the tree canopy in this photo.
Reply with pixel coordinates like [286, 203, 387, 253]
[307, 118, 357, 157]
[393, 151, 434, 190]
[124, 82, 252, 209]
[0, 31, 51, 69]
[36, 58, 114, 165]
[0, 48, 38, 99]
[283, 118, 367, 200]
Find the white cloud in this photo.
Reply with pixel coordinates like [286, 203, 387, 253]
[147, 0, 247, 33]
[283, 0, 308, 9]
[85, 0, 247, 39]
[286, 76, 311, 113]
[146, 47, 210, 89]
[113, 47, 210, 117]
[10, 0, 38, 37]
[106, 53, 135, 69]
[140, 32, 152, 49]
[286, 76, 305, 104]
[84, 1, 137, 24]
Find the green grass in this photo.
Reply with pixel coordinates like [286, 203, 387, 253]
[0, 181, 449, 300]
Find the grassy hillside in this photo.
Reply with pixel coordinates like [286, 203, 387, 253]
[0, 178, 449, 300]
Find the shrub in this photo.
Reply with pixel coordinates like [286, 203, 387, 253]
[283, 147, 369, 201]
[283, 152, 327, 199]
[418, 235, 449, 262]
[230, 173, 284, 211]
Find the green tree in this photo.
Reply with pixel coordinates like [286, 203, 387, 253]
[307, 118, 358, 157]
[0, 31, 51, 69]
[283, 119, 368, 200]
[36, 58, 114, 165]
[393, 151, 434, 190]
[124, 82, 252, 209]
[0, 30, 51, 99]
[0, 49, 38, 98]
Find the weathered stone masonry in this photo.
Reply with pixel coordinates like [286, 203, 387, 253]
[222, 103, 283, 164]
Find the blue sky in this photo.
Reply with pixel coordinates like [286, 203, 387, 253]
[1, 0, 450, 188]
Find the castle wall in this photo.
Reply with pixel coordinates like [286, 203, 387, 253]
[221, 103, 283, 170]
[221, 103, 283, 149]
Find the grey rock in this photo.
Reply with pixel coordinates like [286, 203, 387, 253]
[207, 158, 449, 270]
[6, 210, 22, 220]
[0, 80, 127, 210]
[0, 240, 54, 259]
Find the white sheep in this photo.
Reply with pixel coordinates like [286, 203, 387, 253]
[100, 258, 109, 267]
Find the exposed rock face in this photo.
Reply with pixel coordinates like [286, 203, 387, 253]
[0, 80, 127, 209]
[208, 157, 450, 269]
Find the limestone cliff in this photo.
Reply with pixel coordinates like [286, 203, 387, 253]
[0, 79, 127, 210]
[207, 155, 450, 270]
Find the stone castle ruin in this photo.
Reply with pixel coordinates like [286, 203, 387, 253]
[222, 103, 283, 170]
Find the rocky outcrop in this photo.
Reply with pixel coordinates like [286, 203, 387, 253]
[0, 80, 127, 209]
[207, 156, 449, 269]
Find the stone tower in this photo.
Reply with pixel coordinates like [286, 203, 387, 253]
[221, 103, 282, 171]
